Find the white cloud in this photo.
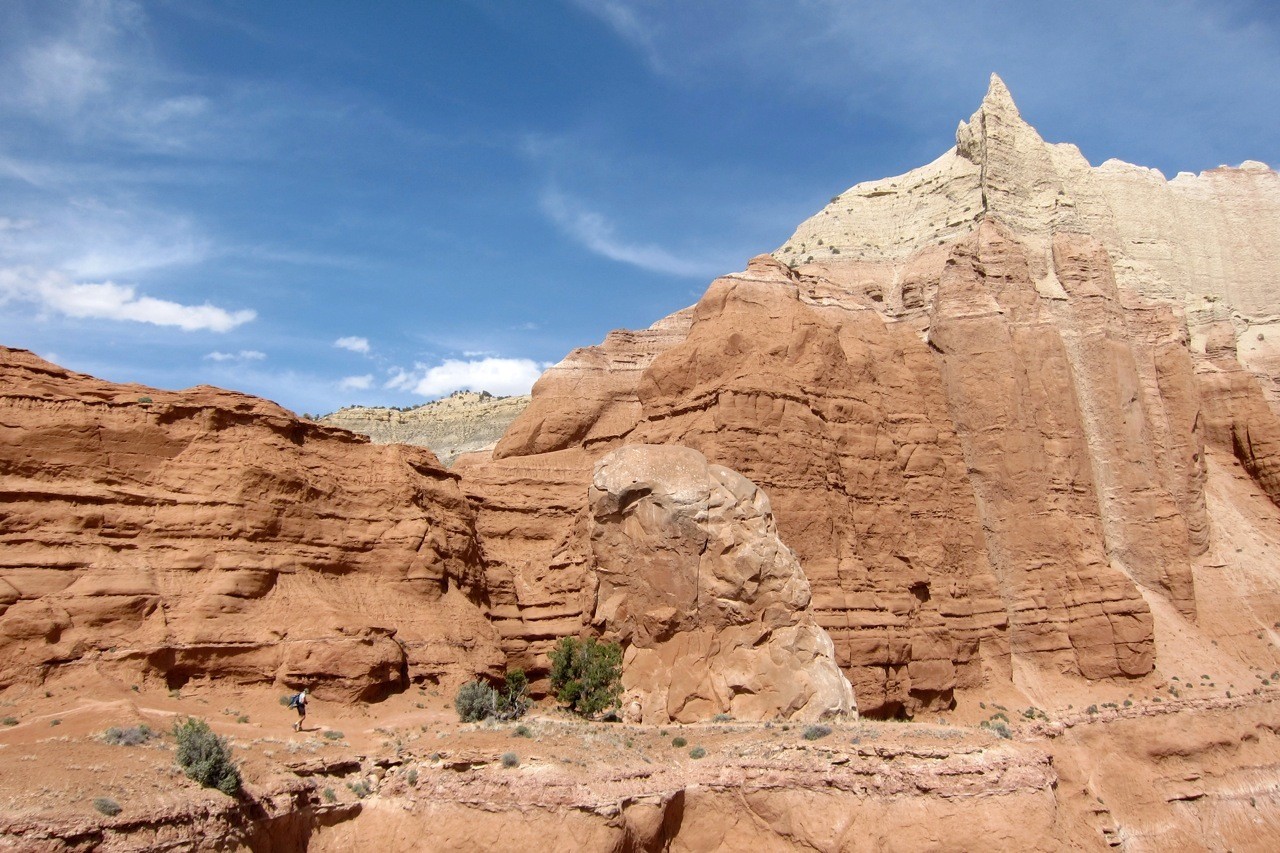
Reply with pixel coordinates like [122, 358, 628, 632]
[0, 267, 254, 332]
[205, 350, 266, 362]
[540, 188, 728, 278]
[339, 374, 373, 391]
[334, 335, 370, 354]
[384, 357, 547, 398]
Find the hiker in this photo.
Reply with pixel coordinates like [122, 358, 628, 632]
[289, 688, 308, 732]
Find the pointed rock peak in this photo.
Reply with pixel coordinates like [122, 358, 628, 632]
[981, 73, 1020, 121]
[956, 73, 1035, 164]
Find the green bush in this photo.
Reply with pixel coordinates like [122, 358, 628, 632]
[323, 787, 337, 803]
[802, 725, 832, 741]
[172, 718, 241, 797]
[323, 730, 344, 740]
[513, 724, 533, 738]
[455, 680, 498, 722]
[501, 752, 519, 768]
[672, 736, 687, 748]
[1, 717, 17, 726]
[548, 636, 623, 718]
[93, 797, 122, 816]
[689, 746, 707, 759]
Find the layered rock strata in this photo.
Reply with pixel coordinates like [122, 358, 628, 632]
[0, 347, 503, 699]
[465, 75, 1280, 717]
[320, 391, 530, 467]
[588, 445, 855, 722]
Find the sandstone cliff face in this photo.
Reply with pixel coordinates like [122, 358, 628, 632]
[0, 347, 503, 700]
[589, 445, 855, 723]
[465, 75, 1280, 718]
[319, 391, 529, 467]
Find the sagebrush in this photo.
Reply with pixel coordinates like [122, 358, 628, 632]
[172, 718, 241, 796]
[454, 669, 530, 722]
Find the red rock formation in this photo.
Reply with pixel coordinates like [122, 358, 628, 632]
[0, 347, 503, 700]
[464, 79, 1277, 721]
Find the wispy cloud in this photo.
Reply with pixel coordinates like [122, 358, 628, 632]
[568, 0, 664, 71]
[556, 0, 1280, 174]
[540, 187, 730, 278]
[205, 349, 265, 362]
[0, 267, 254, 332]
[1, 0, 213, 153]
[339, 374, 373, 390]
[385, 357, 546, 398]
[335, 335, 370, 354]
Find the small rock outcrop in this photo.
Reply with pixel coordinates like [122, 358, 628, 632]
[588, 445, 855, 723]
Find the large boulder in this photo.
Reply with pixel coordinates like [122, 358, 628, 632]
[589, 445, 855, 722]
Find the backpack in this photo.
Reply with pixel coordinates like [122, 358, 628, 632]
[287, 693, 301, 709]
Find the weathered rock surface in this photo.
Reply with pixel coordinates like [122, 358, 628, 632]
[464, 75, 1280, 719]
[320, 391, 529, 466]
[0, 347, 503, 699]
[588, 445, 855, 722]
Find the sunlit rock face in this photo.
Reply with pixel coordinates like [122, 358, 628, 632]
[588, 444, 855, 723]
[0, 346, 503, 700]
[465, 75, 1280, 717]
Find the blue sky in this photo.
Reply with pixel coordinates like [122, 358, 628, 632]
[1, 0, 1276, 415]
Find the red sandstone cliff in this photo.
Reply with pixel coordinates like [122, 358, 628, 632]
[0, 347, 503, 700]
[460, 76, 1280, 719]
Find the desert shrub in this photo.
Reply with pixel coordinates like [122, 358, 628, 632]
[103, 724, 153, 746]
[989, 722, 1012, 739]
[278, 694, 294, 706]
[548, 636, 623, 718]
[455, 680, 498, 722]
[712, 713, 733, 723]
[672, 736, 687, 748]
[236, 715, 249, 724]
[689, 746, 707, 759]
[497, 669, 530, 720]
[50, 718, 61, 727]
[455, 668, 529, 723]
[323, 730, 344, 740]
[513, 724, 533, 738]
[1085, 705, 1099, 715]
[347, 780, 372, 798]
[501, 752, 519, 768]
[323, 787, 337, 803]
[1, 717, 18, 726]
[406, 768, 418, 786]
[172, 718, 241, 797]
[802, 725, 832, 741]
[93, 797, 122, 816]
